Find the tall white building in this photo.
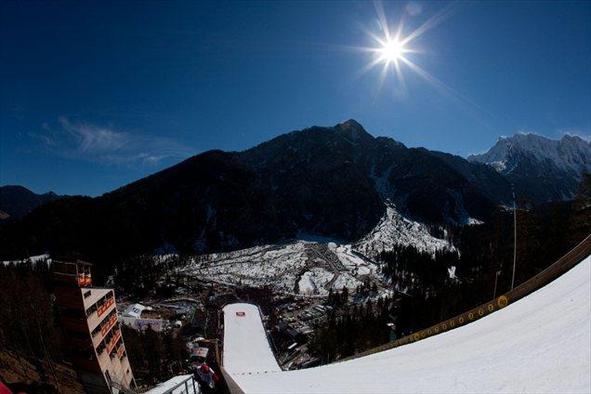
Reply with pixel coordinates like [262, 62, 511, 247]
[53, 260, 135, 393]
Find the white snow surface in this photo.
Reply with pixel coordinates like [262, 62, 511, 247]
[354, 205, 452, 258]
[469, 133, 591, 175]
[224, 256, 591, 393]
[2, 254, 51, 266]
[180, 205, 451, 297]
[297, 267, 334, 296]
[467, 217, 484, 226]
[181, 243, 310, 294]
[222, 303, 281, 375]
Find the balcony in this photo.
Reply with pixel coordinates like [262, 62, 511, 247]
[85, 290, 115, 325]
[111, 343, 126, 360]
[97, 297, 115, 318]
[106, 330, 122, 355]
[100, 313, 118, 337]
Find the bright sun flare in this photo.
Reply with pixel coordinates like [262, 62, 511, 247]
[359, 0, 451, 90]
[379, 39, 406, 63]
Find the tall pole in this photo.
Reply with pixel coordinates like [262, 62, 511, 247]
[511, 190, 517, 290]
[493, 270, 501, 299]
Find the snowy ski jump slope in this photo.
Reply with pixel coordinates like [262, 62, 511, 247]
[222, 255, 591, 393]
[222, 304, 282, 376]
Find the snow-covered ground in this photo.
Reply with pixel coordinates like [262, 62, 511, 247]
[297, 267, 334, 296]
[354, 205, 452, 258]
[222, 303, 282, 375]
[180, 243, 310, 294]
[467, 217, 484, 226]
[179, 241, 380, 296]
[469, 133, 591, 176]
[180, 205, 450, 297]
[222, 256, 591, 393]
[2, 254, 51, 266]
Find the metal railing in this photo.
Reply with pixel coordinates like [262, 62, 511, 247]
[341, 234, 591, 361]
[109, 378, 137, 394]
[153, 375, 199, 394]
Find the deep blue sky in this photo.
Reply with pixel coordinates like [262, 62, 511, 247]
[1, 1, 590, 196]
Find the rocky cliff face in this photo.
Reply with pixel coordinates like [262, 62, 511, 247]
[469, 133, 591, 202]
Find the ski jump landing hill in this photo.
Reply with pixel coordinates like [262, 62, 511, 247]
[221, 235, 591, 394]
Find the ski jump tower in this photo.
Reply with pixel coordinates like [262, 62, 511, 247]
[53, 260, 135, 393]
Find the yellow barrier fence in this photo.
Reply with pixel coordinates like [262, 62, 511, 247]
[342, 234, 591, 361]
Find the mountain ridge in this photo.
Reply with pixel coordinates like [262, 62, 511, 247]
[0, 185, 62, 221]
[469, 133, 591, 202]
[0, 121, 582, 263]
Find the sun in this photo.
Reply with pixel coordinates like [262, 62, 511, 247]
[358, 0, 455, 90]
[378, 38, 407, 64]
[361, 25, 415, 87]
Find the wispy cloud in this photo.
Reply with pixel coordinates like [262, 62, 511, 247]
[32, 117, 194, 165]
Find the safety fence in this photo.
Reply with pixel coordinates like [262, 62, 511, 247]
[155, 375, 198, 394]
[342, 234, 591, 361]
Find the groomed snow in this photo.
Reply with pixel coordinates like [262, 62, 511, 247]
[223, 256, 591, 393]
[222, 303, 281, 376]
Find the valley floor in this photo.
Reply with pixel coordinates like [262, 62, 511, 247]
[179, 205, 451, 298]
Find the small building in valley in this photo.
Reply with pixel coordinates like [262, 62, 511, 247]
[120, 303, 166, 332]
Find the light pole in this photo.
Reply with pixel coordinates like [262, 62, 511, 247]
[493, 270, 501, 299]
[510, 190, 517, 290]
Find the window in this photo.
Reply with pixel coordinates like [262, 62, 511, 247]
[91, 325, 101, 337]
[83, 290, 91, 299]
[86, 303, 97, 317]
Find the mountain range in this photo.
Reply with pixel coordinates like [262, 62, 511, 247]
[0, 121, 588, 261]
[469, 133, 591, 202]
[0, 185, 61, 221]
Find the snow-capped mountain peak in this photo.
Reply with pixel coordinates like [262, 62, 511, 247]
[468, 133, 591, 202]
[469, 133, 591, 176]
